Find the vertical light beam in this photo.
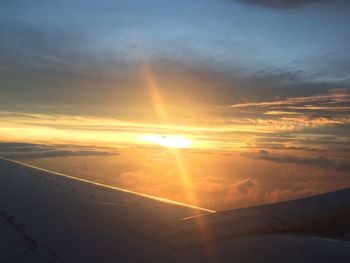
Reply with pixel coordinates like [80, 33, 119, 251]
[141, 58, 218, 262]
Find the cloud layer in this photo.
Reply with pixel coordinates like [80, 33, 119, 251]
[0, 142, 118, 159]
[237, 0, 333, 9]
[251, 150, 350, 172]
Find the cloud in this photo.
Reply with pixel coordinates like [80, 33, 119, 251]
[228, 88, 350, 133]
[0, 142, 118, 159]
[237, 0, 334, 9]
[264, 188, 320, 203]
[264, 111, 299, 115]
[259, 149, 269, 155]
[230, 88, 350, 111]
[235, 178, 257, 193]
[225, 178, 261, 207]
[252, 151, 350, 172]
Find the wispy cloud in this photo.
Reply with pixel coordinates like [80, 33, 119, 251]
[228, 88, 350, 135]
[0, 142, 118, 159]
[250, 150, 350, 172]
[230, 88, 350, 112]
[264, 111, 300, 115]
[1, 108, 349, 153]
[237, 0, 340, 9]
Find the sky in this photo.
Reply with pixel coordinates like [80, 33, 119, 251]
[0, 0, 349, 210]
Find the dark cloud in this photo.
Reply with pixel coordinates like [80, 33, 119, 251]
[253, 151, 350, 172]
[230, 88, 350, 128]
[0, 142, 118, 159]
[259, 149, 269, 155]
[231, 88, 350, 110]
[235, 178, 257, 193]
[237, 0, 334, 9]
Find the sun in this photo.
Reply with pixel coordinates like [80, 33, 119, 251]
[142, 134, 193, 149]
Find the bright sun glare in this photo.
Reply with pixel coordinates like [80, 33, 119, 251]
[142, 135, 193, 149]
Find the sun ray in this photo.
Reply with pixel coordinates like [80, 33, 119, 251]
[143, 60, 168, 124]
[140, 58, 217, 261]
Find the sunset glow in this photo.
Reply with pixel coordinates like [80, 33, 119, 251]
[0, 0, 349, 212]
[142, 135, 193, 149]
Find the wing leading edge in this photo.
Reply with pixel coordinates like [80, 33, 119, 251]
[0, 157, 349, 263]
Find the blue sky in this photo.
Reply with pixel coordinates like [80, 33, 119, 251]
[1, 0, 349, 88]
[0, 0, 349, 136]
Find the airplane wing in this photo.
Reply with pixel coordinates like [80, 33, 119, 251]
[0, 156, 349, 263]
